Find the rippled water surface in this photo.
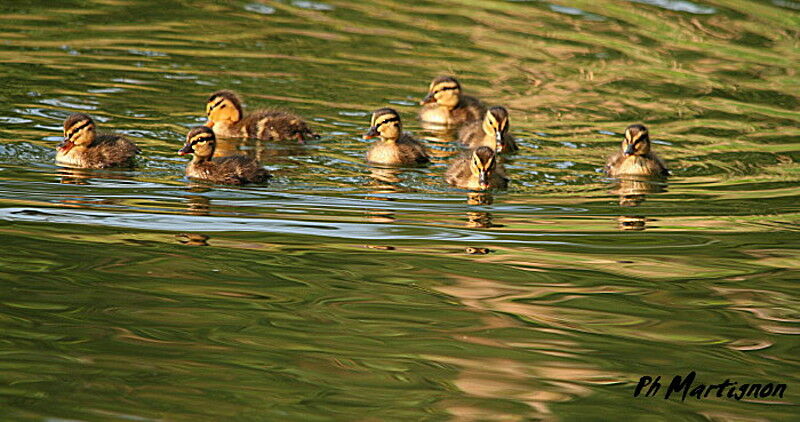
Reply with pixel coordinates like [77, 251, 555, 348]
[1, 0, 799, 420]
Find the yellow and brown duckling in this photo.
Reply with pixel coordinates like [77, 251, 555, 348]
[204, 90, 317, 142]
[605, 124, 669, 178]
[445, 146, 509, 191]
[364, 108, 429, 166]
[458, 106, 518, 154]
[56, 113, 139, 168]
[419, 76, 486, 127]
[178, 126, 271, 185]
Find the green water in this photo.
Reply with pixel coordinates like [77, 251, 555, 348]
[1, 0, 799, 420]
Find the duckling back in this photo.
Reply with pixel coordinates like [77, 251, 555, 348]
[243, 109, 318, 142]
[187, 155, 271, 185]
[457, 120, 518, 153]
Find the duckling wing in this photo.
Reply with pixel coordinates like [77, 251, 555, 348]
[503, 134, 519, 153]
[454, 95, 486, 125]
[244, 110, 316, 141]
[398, 134, 430, 165]
[493, 163, 510, 189]
[605, 151, 625, 176]
[494, 172, 510, 189]
[445, 155, 471, 186]
[215, 155, 271, 184]
[92, 134, 138, 168]
[457, 120, 483, 147]
[652, 153, 670, 177]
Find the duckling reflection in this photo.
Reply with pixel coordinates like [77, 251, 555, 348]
[58, 167, 93, 185]
[176, 233, 210, 246]
[466, 211, 494, 229]
[465, 193, 501, 229]
[368, 166, 402, 186]
[612, 177, 666, 231]
[57, 166, 138, 186]
[363, 191, 396, 224]
[614, 177, 665, 207]
[419, 76, 486, 130]
[204, 90, 317, 142]
[184, 194, 211, 216]
[617, 215, 647, 231]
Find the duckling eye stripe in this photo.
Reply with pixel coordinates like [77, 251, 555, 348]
[436, 86, 457, 94]
[67, 121, 92, 139]
[208, 98, 225, 112]
[377, 117, 400, 128]
[190, 136, 214, 145]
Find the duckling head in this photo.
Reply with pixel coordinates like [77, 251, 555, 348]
[470, 146, 497, 189]
[622, 124, 651, 156]
[179, 126, 217, 160]
[205, 90, 243, 128]
[363, 108, 402, 142]
[60, 113, 97, 152]
[482, 106, 510, 153]
[420, 76, 462, 109]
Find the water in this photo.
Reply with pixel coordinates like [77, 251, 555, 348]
[1, 0, 799, 420]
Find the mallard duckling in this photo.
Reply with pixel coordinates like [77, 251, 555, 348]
[445, 146, 508, 190]
[56, 113, 139, 168]
[204, 90, 317, 142]
[364, 108, 429, 166]
[419, 76, 486, 126]
[605, 124, 669, 178]
[178, 126, 270, 185]
[458, 106, 518, 153]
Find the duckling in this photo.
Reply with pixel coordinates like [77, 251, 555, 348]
[204, 90, 317, 142]
[605, 124, 669, 178]
[364, 108, 429, 166]
[458, 106, 518, 153]
[419, 76, 486, 127]
[445, 146, 508, 190]
[178, 126, 271, 185]
[56, 113, 139, 168]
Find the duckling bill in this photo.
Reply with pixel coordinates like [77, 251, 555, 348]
[419, 76, 486, 127]
[605, 124, 669, 178]
[178, 126, 271, 185]
[364, 108, 429, 166]
[445, 146, 508, 191]
[205, 90, 317, 142]
[56, 113, 139, 168]
[458, 106, 518, 153]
